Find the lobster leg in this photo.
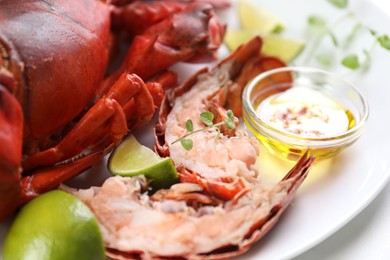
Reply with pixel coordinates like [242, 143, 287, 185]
[22, 73, 151, 171]
[20, 150, 105, 203]
[145, 70, 178, 108]
[227, 56, 292, 117]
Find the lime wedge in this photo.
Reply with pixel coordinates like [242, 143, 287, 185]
[108, 135, 178, 189]
[237, 0, 285, 33]
[3, 190, 105, 260]
[224, 30, 305, 62]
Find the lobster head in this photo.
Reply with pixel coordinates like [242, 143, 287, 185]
[0, 0, 111, 219]
[0, 0, 111, 153]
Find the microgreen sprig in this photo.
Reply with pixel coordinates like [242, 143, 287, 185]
[171, 110, 236, 151]
[327, 0, 348, 9]
[305, 0, 390, 70]
[378, 34, 390, 50]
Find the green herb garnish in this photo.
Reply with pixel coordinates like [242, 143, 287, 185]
[171, 110, 236, 151]
[200, 111, 214, 126]
[316, 54, 333, 67]
[308, 15, 327, 28]
[327, 0, 348, 9]
[180, 138, 193, 151]
[305, 0, 390, 70]
[378, 35, 390, 50]
[341, 54, 360, 69]
[344, 23, 362, 47]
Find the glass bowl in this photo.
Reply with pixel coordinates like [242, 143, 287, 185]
[242, 67, 369, 161]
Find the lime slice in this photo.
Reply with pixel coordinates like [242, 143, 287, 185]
[224, 30, 305, 62]
[108, 135, 178, 189]
[2, 190, 105, 260]
[237, 0, 285, 33]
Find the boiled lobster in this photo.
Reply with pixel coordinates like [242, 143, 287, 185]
[0, 0, 227, 220]
[71, 37, 315, 259]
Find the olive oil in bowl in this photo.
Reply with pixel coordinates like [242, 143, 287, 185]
[242, 67, 368, 161]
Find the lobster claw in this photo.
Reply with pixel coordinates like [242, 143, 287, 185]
[109, 0, 231, 9]
[0, 70, 23, 220]
[111, 2, 226, 81]
[139, 2, 226, 63]
[119, 34, 194, 80]
[111, 0, 230, 36]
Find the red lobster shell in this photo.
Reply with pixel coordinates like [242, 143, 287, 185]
[0, 0, 226, 220]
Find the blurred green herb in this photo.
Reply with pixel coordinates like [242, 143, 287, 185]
[378, 35, 390, 50]
[305, 0, 390, 70]
[316, 54, 333, 67]
[345, 23, 362, 47]
[172, 110, 236, 151]
[327, 0, 348, 9]
[304, 12, 352, 64]
[308, 15, 327, 28]
[341, 54, 360, 69]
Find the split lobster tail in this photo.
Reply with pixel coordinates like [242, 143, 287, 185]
[155, 36, 293, 200]
[70, 36, 316, 259]
[75, 151, 315, 259]
[198, 152, 315, 259]
[231, 152, 315, 258]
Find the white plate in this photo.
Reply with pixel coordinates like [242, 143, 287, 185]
[1, 0, 390, 259]
[220, 0, 390, 259]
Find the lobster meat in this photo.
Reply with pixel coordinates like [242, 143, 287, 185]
[156, 36, 295, 200]
[0, 0, 226, 220]
[71, 37, 315, 259]
[74, 156, 312, 259]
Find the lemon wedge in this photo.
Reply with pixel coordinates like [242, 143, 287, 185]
[224, 30, 305, 62]
[237, 0, 285, 33]
[108, 135, 178, 189]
